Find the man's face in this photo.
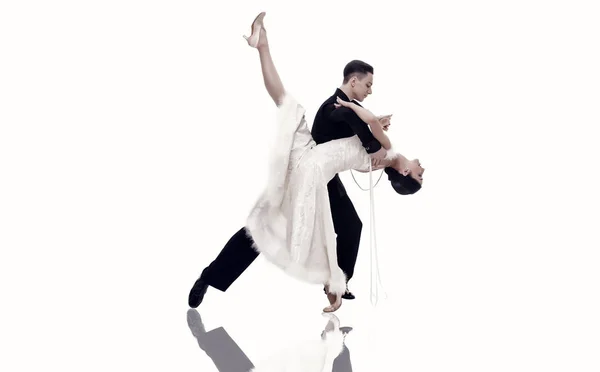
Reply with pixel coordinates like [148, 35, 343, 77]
[350, 72, 373, 102]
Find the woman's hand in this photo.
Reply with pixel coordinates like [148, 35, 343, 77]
[333, 96, 353, 109]
[378, 114, 392, 131]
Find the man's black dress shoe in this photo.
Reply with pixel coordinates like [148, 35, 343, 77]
[341, 291, 355, 300]
[323, 287, 356, 300]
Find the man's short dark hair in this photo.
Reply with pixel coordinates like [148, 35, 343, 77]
[343, 60, 373, 83]
[384, 167, 422, 195]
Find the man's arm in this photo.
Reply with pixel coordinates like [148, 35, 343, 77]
[353, 157, 395, 172]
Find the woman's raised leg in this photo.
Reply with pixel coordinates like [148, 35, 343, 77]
[244, 12, 285, 106]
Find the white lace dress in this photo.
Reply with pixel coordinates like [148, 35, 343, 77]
[245, 93, 375, 295]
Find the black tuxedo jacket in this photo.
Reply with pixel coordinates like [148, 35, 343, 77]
[311, 88, 382, 153]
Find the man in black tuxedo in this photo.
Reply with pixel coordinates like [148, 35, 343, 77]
[188, 60, 389, 307]
[310, 60, 388, 298]
[187, 309, 254, 372]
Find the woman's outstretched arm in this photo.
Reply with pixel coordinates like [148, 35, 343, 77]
[335, 97, 392, 150]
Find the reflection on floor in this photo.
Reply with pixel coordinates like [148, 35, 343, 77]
[187, 309, 353, 372]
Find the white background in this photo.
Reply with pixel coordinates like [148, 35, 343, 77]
[1, 0, 599, 371]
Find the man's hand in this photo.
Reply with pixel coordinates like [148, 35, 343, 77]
[371, 157, 389, 170]
[369, 147, 387, 160]
[355, 156, 393, 172]
[373, 155, 396, 169]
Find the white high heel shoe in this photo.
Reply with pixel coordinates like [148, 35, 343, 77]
[243, 11, 266, 48]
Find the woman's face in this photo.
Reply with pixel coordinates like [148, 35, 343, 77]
[406, 159, 424, 183]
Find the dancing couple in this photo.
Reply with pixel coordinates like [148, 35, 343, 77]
[188, 12, 424, 312]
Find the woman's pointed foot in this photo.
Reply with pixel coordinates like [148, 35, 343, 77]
[323, 292, 342, 313]
[243, 11, 266, 48]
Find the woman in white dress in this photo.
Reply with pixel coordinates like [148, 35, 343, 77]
[242, 12, 424, 312]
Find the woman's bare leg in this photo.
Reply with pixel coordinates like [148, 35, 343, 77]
[245, 13, 285, 106]
[257, 30, 285, 106]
